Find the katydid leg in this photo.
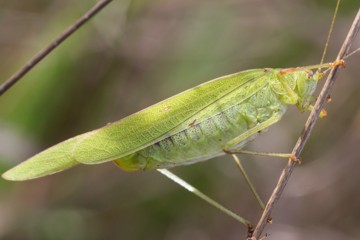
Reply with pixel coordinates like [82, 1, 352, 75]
[157, 169, 251, 226]
[227, 150, 293, 159]
[227, 149, 301, 163]
[231, 154, 265, 210]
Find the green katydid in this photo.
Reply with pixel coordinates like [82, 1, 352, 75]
[0, 0, 350, 182]
[1, 60, 346, 181]
[2, 0, 359, 228]
[2, 0, 358, 230]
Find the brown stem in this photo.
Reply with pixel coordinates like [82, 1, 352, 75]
[252, 8, 360, 239]
[0, 0, 113, 96]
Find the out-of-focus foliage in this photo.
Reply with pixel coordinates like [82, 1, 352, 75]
[0, 0, 359, 239]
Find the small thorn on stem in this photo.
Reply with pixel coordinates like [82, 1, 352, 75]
[289, 155, 301, 164]
[247, 224, 255, 239]
[326, 95, 332, 103]
[320, 109, 328, 118]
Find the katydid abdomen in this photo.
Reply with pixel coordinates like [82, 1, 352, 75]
[114, 80, 288, 171]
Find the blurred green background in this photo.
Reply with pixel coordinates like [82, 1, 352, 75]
[0, 0, 359, 239]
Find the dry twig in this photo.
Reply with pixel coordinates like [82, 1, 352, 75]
[0, 0, 112, 96]
[252, 8, 360, 239]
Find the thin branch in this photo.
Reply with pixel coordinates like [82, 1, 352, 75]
[252, 8, 360, 239]
[0, 0, 113, 96]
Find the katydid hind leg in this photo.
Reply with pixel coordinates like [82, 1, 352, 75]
[231, 154, 265, 211]
[227, 149, 294, 159]
[157, 169, 252, 226]
[227, 149, 301, 164]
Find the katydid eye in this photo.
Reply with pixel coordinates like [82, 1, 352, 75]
[306, 72, 313, 78]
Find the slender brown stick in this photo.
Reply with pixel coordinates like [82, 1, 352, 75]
[252, 8, 360, 239]
[0, 0, 113, 96]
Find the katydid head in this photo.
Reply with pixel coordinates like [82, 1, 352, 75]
[293, 70, 318, 112]
[276, 69, 318, 112]
[276, 59, 346, 112]
[295, 59, 346, 111]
